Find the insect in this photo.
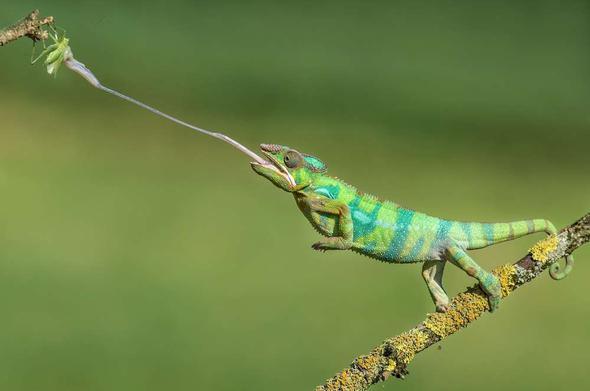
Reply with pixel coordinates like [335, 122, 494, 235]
[30, 24, 72, 77]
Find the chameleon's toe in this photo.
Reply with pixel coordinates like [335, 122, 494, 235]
[309, 199, 327, 208]
[487, 294, 501, 312]
[436, 303, 451, 313]
[479, 273, 502, 312]
[311, 242, 328, 252]
[312, 237, 352, 251]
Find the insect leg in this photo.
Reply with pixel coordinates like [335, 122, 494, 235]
[31, 43, 58, 64]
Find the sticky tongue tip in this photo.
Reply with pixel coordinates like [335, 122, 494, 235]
[64, 57, 101, 88]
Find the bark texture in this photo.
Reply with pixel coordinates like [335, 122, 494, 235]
[0, 10, 54, 47]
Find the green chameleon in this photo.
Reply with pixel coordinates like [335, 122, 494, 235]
[251, 144, 574, 312]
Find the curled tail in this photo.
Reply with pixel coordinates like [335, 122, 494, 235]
[535, 220, 575, 280]
[549, 254, 574, 280]
[458, 219, 574, 279]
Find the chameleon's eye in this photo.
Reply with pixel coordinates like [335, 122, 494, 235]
[284, 151, 302, 168]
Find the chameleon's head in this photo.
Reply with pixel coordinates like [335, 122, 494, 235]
[251, 144, 327, 192]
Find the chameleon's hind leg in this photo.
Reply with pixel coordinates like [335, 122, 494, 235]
[305, 197, 353, 251]
[446, 244, 501, 312]
[422, 260, 450, 312]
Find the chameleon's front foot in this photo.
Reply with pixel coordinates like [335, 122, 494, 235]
[479, 273, 502, 312]
[436, 303, 451, 313]
[312, 237, 353, 252]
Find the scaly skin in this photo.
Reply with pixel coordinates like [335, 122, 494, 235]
[251, 144, 574, 312]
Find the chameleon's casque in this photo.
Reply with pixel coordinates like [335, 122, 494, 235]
[251, 144, 574, 312]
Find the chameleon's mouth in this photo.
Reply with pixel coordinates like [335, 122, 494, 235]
[250, 147, 296, 188]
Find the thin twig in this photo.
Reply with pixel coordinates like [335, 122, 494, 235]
[0, 10, 54, 47]
[316, 213, 589, 391]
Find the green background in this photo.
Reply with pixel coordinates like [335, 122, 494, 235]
[1, 1, 589, 390]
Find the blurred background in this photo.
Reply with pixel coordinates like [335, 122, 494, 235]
[1, 1, 589, 390]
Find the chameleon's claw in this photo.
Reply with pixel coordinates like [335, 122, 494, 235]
[312, 237, 353, 251]
[311, 242, 328, 252]
[436, 303, 450, 313]
[309, 199, 326, 208]
[478, 273, 502, 312]
[487, 294, 501, 312]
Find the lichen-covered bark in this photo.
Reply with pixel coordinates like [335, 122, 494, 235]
[0, 10, 54, 47]
[316, 213, 589, 391]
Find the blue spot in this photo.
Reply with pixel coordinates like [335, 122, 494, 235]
[384, 208, 415, 260]
[304, 156, 327, 172]
[436, 220, 452, 240]
[483, 224, 495, 244]
[348, 197, 382, 240]
[314, 185, 340, 199]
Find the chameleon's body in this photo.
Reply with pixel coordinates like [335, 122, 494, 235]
[251, 144, 573, 312]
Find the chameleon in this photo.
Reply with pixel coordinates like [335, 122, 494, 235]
[251, 144, 574, 312]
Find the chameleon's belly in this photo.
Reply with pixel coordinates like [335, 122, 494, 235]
[350, 205, 448, 263]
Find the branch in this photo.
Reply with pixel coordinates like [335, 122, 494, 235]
[0, 10, 54, 47]
[316, 213, 589, 391]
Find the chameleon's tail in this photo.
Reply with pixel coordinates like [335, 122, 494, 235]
[463, 219, 554, 249]
[549, 255, 574, 280]
[461, 219, 573, 279]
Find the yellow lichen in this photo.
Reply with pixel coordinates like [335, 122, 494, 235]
[355, 354, 379, 371]
[424, 291, 488, 338]
[493, 263, 517, 297]
[317, 367, 371, 390]
[530, 235, 558, 262]
[385, 359, 397, 372]
[390, 329, 429, 365]
[424, 311, 460, 338]
[323, 368, 362, 391]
